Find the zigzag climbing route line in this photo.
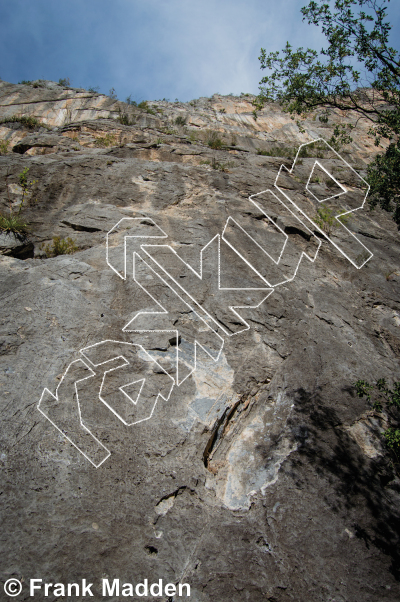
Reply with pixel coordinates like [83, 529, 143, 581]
[38, 138, 373, 466]
[274, 139, 372, 269]
[124, 253, 226, 385]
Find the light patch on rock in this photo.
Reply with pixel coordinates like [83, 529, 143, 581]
[210, 391, 296, 510]
[344, 412, 388, 459]
[155, 495, 176, 516]
[172, 350, 238, 433]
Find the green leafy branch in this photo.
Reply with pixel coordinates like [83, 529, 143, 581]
[256, 0, 400, 225]
[354, 377, 400, 464]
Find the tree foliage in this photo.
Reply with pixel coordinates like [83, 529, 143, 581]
[355, 378, 400, 466]
[257, 0, 400, 225]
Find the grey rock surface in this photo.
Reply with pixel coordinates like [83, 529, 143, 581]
[0, 81, 400, 601]
[0, 232, 34, 259]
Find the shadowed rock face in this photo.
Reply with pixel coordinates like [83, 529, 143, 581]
[0, 80, 400, 601]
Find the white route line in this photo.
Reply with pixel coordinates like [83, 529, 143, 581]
[80, 340, 175, 425]
[38, 138, 374, 467]
[123, 253, 225, 386]
[306, 160, 347, 203]
[106, 217, 168, 280]
[37, 359, 111, 468]
[140, 234, 273, 336]
[274, 138, 373, 269]
[222, 188, 321, 287]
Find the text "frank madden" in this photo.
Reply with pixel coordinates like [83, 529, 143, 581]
[30, 578, 191, 597]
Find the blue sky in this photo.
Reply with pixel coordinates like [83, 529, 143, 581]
[0, 0, 399, 102]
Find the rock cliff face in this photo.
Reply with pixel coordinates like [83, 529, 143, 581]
[1, 80, 400, 601]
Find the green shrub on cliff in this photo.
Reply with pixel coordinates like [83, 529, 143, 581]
[0, 114, 48, 130]
[40, 236, 79, 257]
[0, 213, 29, 234]
[355, 378, 400, 466]
[0, 139, 10, 155]
[0, 167, 37, 234]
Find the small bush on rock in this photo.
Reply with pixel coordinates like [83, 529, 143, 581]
[0, 115, 48, 130]
[0, 139, 10, 155]
[206, 130, 224, 150]
[314, 206, 347, 236]
[137, 101, 157, 115]
[94, 134, 116, 147]
[0, 167, 37, 234]
[175, 116, 187, 126]
[41, 236, 79, 257]
[0, 213, 28, 234]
